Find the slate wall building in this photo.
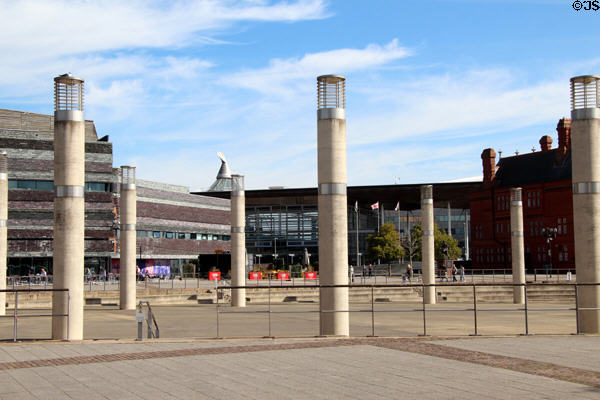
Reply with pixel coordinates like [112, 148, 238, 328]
[0, 108, 114, 275]
[470, 118, 575, 272]
[1, 108, 231, 277]
[113, 179, 230, 276]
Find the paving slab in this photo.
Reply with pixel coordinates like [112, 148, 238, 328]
[0, 337, 597, 399]
[432, 335, 600, 372]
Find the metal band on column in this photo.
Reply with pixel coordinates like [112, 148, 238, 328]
[0, 220, 6, 227]
[55, 185, 84, 198]
[231, 227, 245, 233]
[318, 183, 347, 195]
[573, 182, 600, 194]
[120, 224, 136, 231]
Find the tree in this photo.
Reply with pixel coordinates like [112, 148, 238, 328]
[404, 223, 462, 261]
[366, 222, 405, 262]
[402, 225, 422, 263]
[434, 225, 462, 260]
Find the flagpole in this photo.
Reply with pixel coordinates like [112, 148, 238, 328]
[356, 205, 360, 268]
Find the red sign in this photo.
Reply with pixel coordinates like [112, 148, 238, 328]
[249, 271, 262, 280]
[208, 271, 221, 281]
[305, 272, 317, 280]
[277, 272, 289, 280]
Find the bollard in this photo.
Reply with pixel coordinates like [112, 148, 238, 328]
[135, 303, 145, 340]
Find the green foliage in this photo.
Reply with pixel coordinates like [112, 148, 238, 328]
[404, 223, 462, 261]
[366, 222, 405, 262]
[434, 224, 462, 260]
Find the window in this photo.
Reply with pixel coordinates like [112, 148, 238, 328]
[85, 182, 110, 192]
[177, 232, 186, 239]
[165, 232, 174, 239]
[190, 233, 197, 240]
[527, 191, 541, 208]
[152, 231, 161, 238]
[201, 234, 208, 240]
[557, 217, 567, 235]
[474, 225, 483, 240]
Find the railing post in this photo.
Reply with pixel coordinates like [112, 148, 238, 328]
[370, 285, 375, 337]
[471, 285, 479, 336]
[574, 284, 580, 335]
[13, 291, 18, 342]
[216, 285, 220, 338]
[267, 279, 272, 338]
[420, 284, 428, 336]
[147, 307, 153, 339]
[523, 284, 529, 335]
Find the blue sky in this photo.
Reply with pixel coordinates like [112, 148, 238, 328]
[1, 0, 599, 190]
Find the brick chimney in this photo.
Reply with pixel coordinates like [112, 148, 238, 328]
[481, 148, 496, 187]
[539, 135, 553, 152]
[556, 118, 571, 164]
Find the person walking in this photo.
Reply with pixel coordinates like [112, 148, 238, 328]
[349, 265, 355, 283]
[459, 265, 465, 282]
[452, 263, 458, 282]
[407, 263, 413, 283]
[368, 264, 373, 277]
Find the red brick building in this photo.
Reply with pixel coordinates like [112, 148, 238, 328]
[470, 119, 574, 272]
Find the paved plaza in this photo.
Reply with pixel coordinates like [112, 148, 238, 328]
[0, 301, 596, 399]
[0, 336, 598, 399]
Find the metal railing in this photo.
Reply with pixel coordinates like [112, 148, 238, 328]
[137, 300, 159, 340]
[3, 268, 579, 293]
[0, 288, 69, 341]
[212, 282, 599, 338]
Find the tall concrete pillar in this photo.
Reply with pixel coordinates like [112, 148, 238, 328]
[0, 152, 7, 316]
[120, 166, 136, 310]
[571, 75, 600, 333]
[231, 174, 246, 307]
[421, 185, 435, 304]
[317, 75, 349, 336]
[52, 73, 85, 340]
[510, 187, 525, 304]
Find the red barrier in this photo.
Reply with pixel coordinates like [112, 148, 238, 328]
[208, 271, 221, 281]
[249, 271, 262, 280]
[305, 271, 317, 280]
[277, 272, 289, 280]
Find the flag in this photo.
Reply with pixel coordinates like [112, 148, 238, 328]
[394, 202, 400, 211]
[354, 201, 358, 212]
[370, 202, 379, 210]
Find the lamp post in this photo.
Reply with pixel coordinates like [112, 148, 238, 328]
[289, 254, 294, 278]
[542, 227, 557, 277]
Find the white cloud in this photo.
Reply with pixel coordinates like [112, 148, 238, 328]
[349, 69, 569, 146]
[224, 39, 411, 95]
[0, 0, 328, 59]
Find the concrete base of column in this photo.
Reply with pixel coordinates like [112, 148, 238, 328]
[52, 197, 84, 341]
[318, 195, 349, 336]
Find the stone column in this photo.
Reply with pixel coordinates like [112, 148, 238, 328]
[52, 73, 85, 340]
[510, 187, 525, 304]
[120, 166, 136, 310]
[0, 152, 7, 316]
[317, 75, 349, 336]
[421, 185, 435, 304]
[571, 75, 600, 333]
[231, 174, 246, 307]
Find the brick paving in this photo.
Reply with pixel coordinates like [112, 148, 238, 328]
[0, 336, 598, 396]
